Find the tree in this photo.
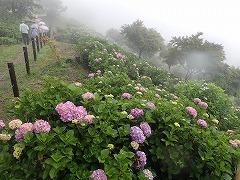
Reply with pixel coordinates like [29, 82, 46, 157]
[105, 28, 125, 45]
[41, 0, 66, 30]
[121, 20, 165, 58]
[163, 32, 226, 80]
[0, 0, 42, 18]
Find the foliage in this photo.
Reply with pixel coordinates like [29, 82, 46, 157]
[121, 20, 165, 58]
[2, 32, 240, 180]
[43, 36, 61, 62]
[106, 28, 125, 45]
[0, 15, 21, 44]
[163, 32, 226, 80]
[0, 0, 42, 18]
[174, 80, 240, 130]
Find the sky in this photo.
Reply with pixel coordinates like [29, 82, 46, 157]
[61, 0, 240, 67]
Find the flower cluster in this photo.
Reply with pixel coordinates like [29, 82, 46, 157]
[146, 102, 156, 110]
[186, 106, 197, 118]
[15, 123, 33, 142]
[95, 58, 102, 62]
[169, 93, 178, 100]
[82, 92, 95, 99]
[56, 101, 87, 122]
[136, 151, 147, 169]
[194, 98, 208, 109]
[0, 120, 5, 129]
[0, 134, 11, 141]
[83, 115, 95, 124]
[130, 126, 145, 144]
[143, 169, 154, 180]
[33, 119, 51, 134]
[121, 93, 131, 99]
[88, 73, 95, 78]
[230, 139, 240, 147]
[13, 144, 24, 159]
[140, 122, 151, 137]
[131, 141, 139, 150]
[115, 52, 126, 59]
[130, 108, 144, 118]
[90, 169, 107, 180]
[197, 119, 207, 128]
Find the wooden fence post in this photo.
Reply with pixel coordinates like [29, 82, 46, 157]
[7, 63, 19, 97]
[31, 38, 37, 61]
[40, 33, 43, 48]
[36, 36, 40, 52]
[23, 47, 30, 74]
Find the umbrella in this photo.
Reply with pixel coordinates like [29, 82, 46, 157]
[39, 25, 49, 31]
[35, 18, 41, 23]
[39, 21, 45, 26]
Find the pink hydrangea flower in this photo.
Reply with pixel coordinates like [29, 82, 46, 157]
[198, 101, 208, 109]
[140, 122, 151, 137]
[143, 169, 154, 180]
[83, 115, 95, 124]
[33, 119, 51, 134]
[197, 119, 207, 128]
[194, 98, 201, 103]
[82, 92, 95, 99]
[130, 126, 145, 144]
[90, 169, 107, 180]
[88, 73, 95, 78]
[121, 93, 131, 99]
[0, 120, 5, 129]
[15, 123, 33, 142]
[169, 93, 178, 99]
[136, 151, 147, 169]
[229, 140, 238, 148]
[227, 129, 234, 134]
[186, 106, 197, 118]
[130, 108, 144, 118]
[56, 101, 87, 122]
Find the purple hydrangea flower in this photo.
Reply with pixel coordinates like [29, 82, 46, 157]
[146, 102, 156, 110]
[197, 119, 207, 128]
[121, 93, 131, 99]
[15, 123, 33, 142]
[55, 101, 87, 122]
[90, 169, 107, 180]
[140, 122, 151, 137]
[33, 119, 51, 134]
[136, 151, 147, 169]
[0, 120, 5, 129]
[130, 108, 144, 118]
[143, 169, 154, 180]
[130, 126, 145, 144]
[186, 106, 197, 118]
[82, 92, 95, 99]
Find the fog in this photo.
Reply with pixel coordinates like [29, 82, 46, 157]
[61, 0, 240, 67]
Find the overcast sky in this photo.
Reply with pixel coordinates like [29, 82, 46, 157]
[62, 0, 240, 67]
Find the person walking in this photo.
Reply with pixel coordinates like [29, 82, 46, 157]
[19, 20, 29, 45]
[30, 23, 39, 39]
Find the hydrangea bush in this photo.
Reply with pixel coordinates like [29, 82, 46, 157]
[1, 34, 240, 179]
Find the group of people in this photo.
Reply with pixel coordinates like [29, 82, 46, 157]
[19, 19, 48, 46]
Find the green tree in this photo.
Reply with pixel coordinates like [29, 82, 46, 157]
[121, 20, 165, 58]
[41, 0, 66, 36]
[105, 28, 125, 45]
[164, 32, 226, 80]
[0, 0, 42, 18]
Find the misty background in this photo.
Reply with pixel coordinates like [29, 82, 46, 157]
[61, 0, 240, 67]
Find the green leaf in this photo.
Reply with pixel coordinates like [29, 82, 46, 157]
[51, 151, 65, 163]
[53, 126, 66, 134]
[98, 103, 106, 113]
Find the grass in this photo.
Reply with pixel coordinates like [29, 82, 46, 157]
[0, 41, 89, 121]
